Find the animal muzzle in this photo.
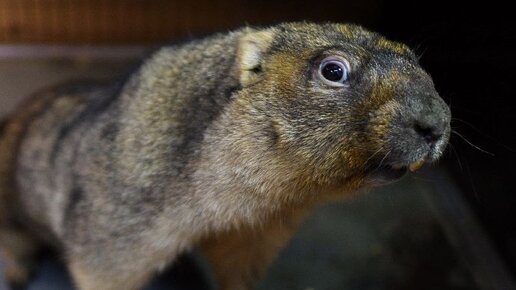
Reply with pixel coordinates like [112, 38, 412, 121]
[366, 92, 451, 184]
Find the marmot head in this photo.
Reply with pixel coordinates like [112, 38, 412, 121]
[228, 22, 450, 189]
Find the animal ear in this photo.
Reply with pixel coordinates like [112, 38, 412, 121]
[237, 28, 276, 87]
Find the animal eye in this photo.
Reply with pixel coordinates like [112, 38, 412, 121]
[318, 57, 350, 87]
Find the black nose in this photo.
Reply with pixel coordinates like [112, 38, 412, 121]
[413, 118, 445, 146]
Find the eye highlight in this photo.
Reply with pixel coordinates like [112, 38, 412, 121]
[318, 56, 350, 87]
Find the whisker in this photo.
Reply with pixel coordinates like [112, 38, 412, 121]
[451, 130, 495, 156]
[464, 158, 481, 203]
[374, 149, 392, 171]
[364, 147, 383, 165]
[452, 118, 516, 153]
[451, 117, 480, 130]
[416, 46, 429, 61]
[449, 143, 464, 172]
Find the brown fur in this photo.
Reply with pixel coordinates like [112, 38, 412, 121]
[0, 87, 70, 286]
[0, 22, 450, 289]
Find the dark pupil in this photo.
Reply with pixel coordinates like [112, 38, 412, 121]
[322, 63, 344, 82]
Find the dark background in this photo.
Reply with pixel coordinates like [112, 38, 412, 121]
[372, 1, 516, 276]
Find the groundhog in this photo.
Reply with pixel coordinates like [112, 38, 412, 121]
[0, 22, 451, 290]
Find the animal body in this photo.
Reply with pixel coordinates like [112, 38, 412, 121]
[0, 22, 451, 290]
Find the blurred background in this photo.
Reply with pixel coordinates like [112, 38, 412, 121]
[1, 0, 515, 289]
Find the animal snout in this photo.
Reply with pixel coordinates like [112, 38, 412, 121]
[410, 97, 450, 148]
[413, 117, 446, 147]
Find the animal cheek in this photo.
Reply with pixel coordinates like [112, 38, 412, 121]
[367, 100, 402, 146]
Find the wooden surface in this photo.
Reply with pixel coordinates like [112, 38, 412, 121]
[0, 0, 380, 44]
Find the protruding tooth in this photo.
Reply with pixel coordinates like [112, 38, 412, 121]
[409, 159, 425, 172]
